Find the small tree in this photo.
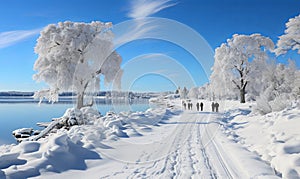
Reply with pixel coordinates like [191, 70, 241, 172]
[175, 87, 180, 94]
[180, 87, 188, 99]
[211, 34, 274, 103]
[188, 87, 199, 99]
[275, 14, 300, 56]
[33, 21, 122, 109]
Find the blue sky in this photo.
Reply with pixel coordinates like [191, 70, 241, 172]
[0, 0, 299, 92]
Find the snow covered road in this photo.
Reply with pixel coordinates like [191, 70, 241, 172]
[43, 110, 279, 179]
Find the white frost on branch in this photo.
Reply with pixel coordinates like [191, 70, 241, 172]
[33, 89, 59, 105]
[275, 14, 300, 56]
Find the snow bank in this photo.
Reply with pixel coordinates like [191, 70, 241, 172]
[221, 103, 300, 178]
[94, 107, 170, 139]
[3, 132, 101, 178]
[0, 104, 179, 178]
[58, 106, 101, 126]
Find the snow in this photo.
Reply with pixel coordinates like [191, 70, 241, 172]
[12, 128, 33, 136]
[0, 98, 290, 178]
[221, 101, 300, 178]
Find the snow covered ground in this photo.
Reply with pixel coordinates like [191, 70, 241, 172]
[220, 101, 300, 178]
[0, 98, 297, 178]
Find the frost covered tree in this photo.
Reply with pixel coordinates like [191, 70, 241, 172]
[256, 60, 300, 113]
[180, 87, 188, 99]
[210, 34, 274, 103]
[188, 87, 199, 99]
[246, 54, 271, 100]
[175, 87, 180, 94]
[33, 21, 122, 109]
[197, 83, 211, 100]
[275, 14, 300, 55]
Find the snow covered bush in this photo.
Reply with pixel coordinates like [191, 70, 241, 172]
[33, 21, 123, 109]
[255, 95, 272, 114]
[254, 92, 294, 114]
[270, 94, 292, 112]
[59, 107, 101, 126]
[255, 60, 300, 114]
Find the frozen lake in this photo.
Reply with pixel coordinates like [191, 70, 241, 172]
[0, 98, 150, 145]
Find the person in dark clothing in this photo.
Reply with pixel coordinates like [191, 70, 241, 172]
[187, 103, 190, 110]
[215, 102, 219, 112]
[196, 102, 200, 111]
[200, 102, 204, 111]
[183, 103, 186, 110]
[211, 102, 215, 112]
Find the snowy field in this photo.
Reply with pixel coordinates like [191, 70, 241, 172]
[1, 97, 297, 178]
[220, 101, 300, 178]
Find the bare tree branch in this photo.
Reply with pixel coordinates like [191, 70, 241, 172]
[232, 80, 241, 89]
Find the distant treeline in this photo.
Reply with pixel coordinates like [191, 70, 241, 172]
[0, 91, 165, 98]
[0, 92, 76, 97]
[0, 92, 34, 96]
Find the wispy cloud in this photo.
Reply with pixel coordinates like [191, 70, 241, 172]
[128, 0, 177, 19]
[115, 0, 177, 46]
[0, 28, 41, 49]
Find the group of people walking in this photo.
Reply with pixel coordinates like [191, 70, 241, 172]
[211, 102, 220, 112]
[196, 102, 204, 111]
[184, 102, 193, 110]
[182, 101, 219, 112]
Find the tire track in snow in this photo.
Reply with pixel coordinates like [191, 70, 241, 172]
[103, 111, 236, 178]
[128, 113, 191, 178]
[187, 133, 197, 176]
[195, 113, 218, 179]
[210, 139, 234, 179]
[203, 119, 235, 179]
[176, 132, 194, 178]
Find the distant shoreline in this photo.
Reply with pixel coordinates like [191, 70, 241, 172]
[0, 91, 167, 97]
[0, 91, 167, 104]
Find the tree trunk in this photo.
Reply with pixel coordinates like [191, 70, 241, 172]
[77, 92, 84, 109]
[240, 88, 246, 103]
[239, 78, 247, 104]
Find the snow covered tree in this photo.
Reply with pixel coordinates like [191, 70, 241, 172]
[197, 83, 211, 100]
[188, 87, 199, 99]
[210, 34, 274, 103]
[275, 14, 300, 56]
[33, 21, 122, 109]
[256, 59, 300, 113]
[175, 87, 180, 94]
[180, 87, 188, 99]
[246, 54, 271, 100]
